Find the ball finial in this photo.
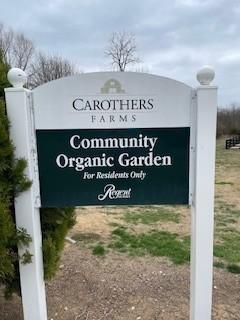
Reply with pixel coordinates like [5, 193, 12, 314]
[196, 65, 215, 85]
[7, 68, 27, 88]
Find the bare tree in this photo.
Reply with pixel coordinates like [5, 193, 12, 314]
[0, 24, 13, 64]
[29, 53, 77, 88]
[217, 104, 240, 137]
[11, 33, 34, 70]
[105, 31, 140, 71]
[0, 24, 34, 70]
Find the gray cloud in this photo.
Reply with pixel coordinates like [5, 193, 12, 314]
[1, 0, 240, 105]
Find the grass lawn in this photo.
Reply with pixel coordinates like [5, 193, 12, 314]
[72, 137, 240, 273]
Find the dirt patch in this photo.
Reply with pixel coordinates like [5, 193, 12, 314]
[1, 245, 239, 320]
[162, 206, 190, 236]
[72, 207, 124, 240]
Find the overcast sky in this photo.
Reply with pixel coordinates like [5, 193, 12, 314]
[1, 0, 240, 106]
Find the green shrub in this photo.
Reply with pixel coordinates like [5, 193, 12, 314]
[41, 207, 75, 279]
[0, 54, 31, 296]
[0, 53, 75, 296]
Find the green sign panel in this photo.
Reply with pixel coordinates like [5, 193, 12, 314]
[36, 127, 190, 207]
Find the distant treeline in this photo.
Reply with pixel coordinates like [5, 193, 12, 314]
[217, 105, 240, 137]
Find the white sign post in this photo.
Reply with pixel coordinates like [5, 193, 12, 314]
[4, 69, 47, 320]
[4, 67, 217, 320]
[190, 67, 217, 320]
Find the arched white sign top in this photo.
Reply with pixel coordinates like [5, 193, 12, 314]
[33, 72, 193, 129]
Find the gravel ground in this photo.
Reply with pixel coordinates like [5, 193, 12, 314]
[1, 244, 240, 320]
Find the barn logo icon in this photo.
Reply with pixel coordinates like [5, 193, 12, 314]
[101, 79, 125, 94]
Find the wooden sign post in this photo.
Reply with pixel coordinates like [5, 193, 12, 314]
[4, 67, 217, 320]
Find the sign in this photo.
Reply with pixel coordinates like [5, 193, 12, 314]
[37, 127, 190, 207]
[5, 67, 217, 320]
[33, 73, 193, 207]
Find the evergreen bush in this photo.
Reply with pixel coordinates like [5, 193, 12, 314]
[0, 53, 75, 297]
[41, 207, 75, 279]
